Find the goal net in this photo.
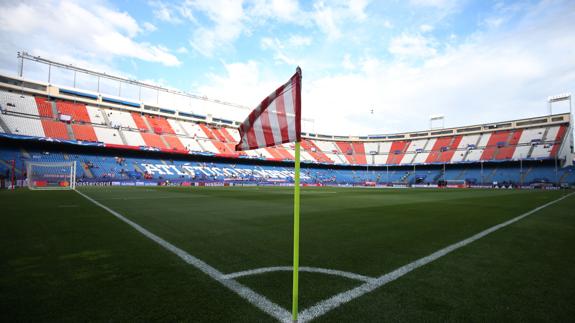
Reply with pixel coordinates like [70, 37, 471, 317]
[26, 161, 76, 190]
[444, 179, 466, 188]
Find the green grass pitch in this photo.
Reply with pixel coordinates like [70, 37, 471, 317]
[1, 187, 575, 322]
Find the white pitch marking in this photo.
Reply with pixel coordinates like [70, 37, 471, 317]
[223, 266, 375, 283]
[75, 189, 292, 323]
[297, 192, 575, 323]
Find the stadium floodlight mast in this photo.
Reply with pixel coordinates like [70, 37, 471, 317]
[429, 115, 445, 130]
[16, 52, 316, 127]
[547, 93, 572, 115]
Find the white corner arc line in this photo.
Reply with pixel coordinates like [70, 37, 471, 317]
[75, 190, 292, 323]
[223, 266, 375, 283]
[297, 192, 575, 323]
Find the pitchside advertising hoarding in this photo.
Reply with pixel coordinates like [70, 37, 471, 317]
[139, 163, 311, 180]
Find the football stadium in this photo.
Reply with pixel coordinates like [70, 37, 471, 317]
[1, 1, 575, 322]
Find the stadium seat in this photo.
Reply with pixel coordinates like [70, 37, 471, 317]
[93, 126, 124, 145]
[56, 101, 91, 123]
[130, 112, 151, 131]
[0, 91, 40, 116]
[106, 109, 138, 129]
[141, 133, 168, 149]
[34, 97, 54, 118]
[86, 106, 106, 125]
[163, 135, 186, 152]
[1, 114, 45, 137]
[72, 124, 98, 142]
[145, 115, 175, 134]
[41, 120, 69, 140]
[123, 130, 147, 146]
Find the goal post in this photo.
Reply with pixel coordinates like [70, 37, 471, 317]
[26, 161, 76, 190]
[444, 179, 466, 188]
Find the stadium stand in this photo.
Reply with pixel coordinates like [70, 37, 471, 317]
[34, 97, 53, 118]
[56, 100, 91, 123]
[1, 74, 574, 188]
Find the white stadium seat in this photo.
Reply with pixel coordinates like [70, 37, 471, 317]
[544, 126, 559, 141]
[512, 145, 531, 159]
[518, 127, 545, 144]
[167, 119, 187, 136]
[197, 139, 219, 153]
[105, 109, 138, 129]
[180, 121, 207, 138]
[378, 142, 392, 154]
[1, 114, 45, 137]
[86, 106, 106, 125]
[400, 153, 416, 164]
[405, 139, 427, 153]
[412, 152, 430, 164]
[476, 133, 491, 148]
[123, 130, 147, 146]
[457, 134, 480, 149]
[179, 137, 204, 152]
[373, 154, 388, 164]
[363, 142, 379, 154]
[465, 148, 484, 161]
[0, 91, 39, 116]
[313, 140, 340, 153]
[93, 126, 124, 144]
[531, 144, 553, 158]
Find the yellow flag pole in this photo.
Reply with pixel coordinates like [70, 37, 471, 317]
[292, 141, 301, 322]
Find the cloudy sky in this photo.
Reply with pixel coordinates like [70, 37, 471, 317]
[0, 0, 574, 136]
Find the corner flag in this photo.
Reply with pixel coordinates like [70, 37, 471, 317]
[235, 67, 302, 322]
[235, 67, 301, 151]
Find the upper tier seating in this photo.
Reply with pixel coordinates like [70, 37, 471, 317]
[1, 114, 45, 137]
[72, 124, 98, 142]
[130, 112, 150, 131]
[123, 130, 147, 146]
[0, 89, 569, 166]
[167, 119, 187, 136]
[106, 109, 138, 129]
[93, 127, 123, 145]
[41, 120, 69, 139]
[56, 101, 91, 123]
[0, 91, 39, 116]
[179, 121, 207, 138]
[146, 115, 175, 134]
[86, 106, 106, 125]
[34, 97, 54, 118]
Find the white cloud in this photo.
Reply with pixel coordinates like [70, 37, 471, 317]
[484, 17, 505, 29]
[313, 2, 342, 40]
[194, 1, 575, 136]
[420, 24, 434, 32]
[149, 0, 182, 24]
[342, 54, 355, 70]
[287, 35, 312, 47]
[249, 0, 301, 22]
[389, 34, 437, 59]
[143, 22, 158, 32]
[409, 0, 456, 8]
[176, 46, 189, 54]
[0, 0, 180, 67]
[185, 0, 245, 56]
[260, 37, 299, 65]
[347, 0, 370, 21]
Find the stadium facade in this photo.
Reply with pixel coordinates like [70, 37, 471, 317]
[1, 67, 574, 188]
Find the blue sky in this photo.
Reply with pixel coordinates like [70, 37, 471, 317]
[0, 0, 574, 135]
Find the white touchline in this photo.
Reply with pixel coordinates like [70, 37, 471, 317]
[223, 266, 375, 283]
[76, 188, 574, 323]
[75, 190, 293, 323]
[297, 192, 575, 323]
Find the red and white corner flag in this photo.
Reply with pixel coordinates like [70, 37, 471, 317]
[235, 67, 302, 151]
